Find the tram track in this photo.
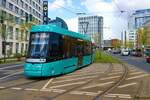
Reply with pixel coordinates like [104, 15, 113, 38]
[133, 81, 143, 100]
[45, 63, 113, 100]
[92, 63, 128, 100]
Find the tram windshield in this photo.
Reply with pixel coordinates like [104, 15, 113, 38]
[28, 32, 49, 58]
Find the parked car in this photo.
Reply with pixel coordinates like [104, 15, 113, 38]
[130, 49, 136, 56]
[121, 49, 129, 56]
[112, 49, 121, 54]
[134, 49, 142, 57]
[145, 48, 150, 63]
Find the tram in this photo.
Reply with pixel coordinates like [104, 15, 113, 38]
[24, 24, 93, 77]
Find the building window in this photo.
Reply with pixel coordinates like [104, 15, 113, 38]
[21, 43, 24, 53]
[15, 6, 19, 14]
[29, 7, 32, 13]
[9, 14, 14, 22]
[36, 4, 38, 10]
[25, 3, 28, 10]
[15, 0, 19, 4]
[20, 0, 24, 7]
[15, 16, 19, 24]
[30, 0, 32, 4]
[16, 43, 19, 53]
[20, 9, 24, 16]
[2, 0, 6, 7]
[9, 3, 13, 11]
[33, 1, 35, 7]
[8, 26, 13, 40]
[15, 28, 19, 40]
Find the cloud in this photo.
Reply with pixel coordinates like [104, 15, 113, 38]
[48, 0, 73, 11]
[48, 0, 65, 11]
[115, 0, 150, 11]
[81, 0, 114, 13]
[64, 17, 78, 32]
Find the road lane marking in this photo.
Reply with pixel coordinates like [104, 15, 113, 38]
[0, 64, 23, 70]
[130, 72, 143, 75]
[82, 81, 114, 89]
[52, 75, 97, 84]
[68, 70, 103, 76]
[108, 72, 122, 75]
[0, 86, 5, 89]
[11, 87, 22, 90]
[118, 95, 131, 99]
[42, 79, 53, 89]
[105, 94, 116, 97]
[24, 88, 39, 91]
[100, 76, 120, 80]
[118, 82, 137, 88]
[126, 74, 149, 80]
[51, 89, 66, 93]
[105, 93, 131, 99]
[130, 69, 139, 72]
[112, 70, 122, 72]
[0, 71, 23, 80]
[59, 71, 103, 79]
[40, 89, 51, 92]
[70, 91, 99, 96]
[50, 81, 86, 88]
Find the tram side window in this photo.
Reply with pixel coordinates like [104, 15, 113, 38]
[84, 42, 92, 55]
[48, 33, 63, 60]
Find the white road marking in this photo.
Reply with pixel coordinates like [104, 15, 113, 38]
[105, 94, 116, 97]
[50, 81, 86, 88]
[40, 89, 51, 92]
[127, 74, 149, 80]
[105, 93, 131, 99]
[59, 71, 103, 79]
[118, 82, 137, 88]
[130, 69, 139, 72]
[11, 87, 22, 90]
[52, 75, 97, 84]
[0, 71, 23, 80]
[42, 78, 53, 89]
[100, 76, 120, 80]
[70, 91, 101, 96]
[0, 64, 23, 70]
[112, 70, 122, 72]
[118, 95, 131, 99]
[51, 89, 66, 93]
[130, 72, 143, 75]
[24, 88, 39, 91]
[0, 86, 5, 89]
[108, 72, 122, 75]
[69, 70, 103, 76]
[82, 81, 114, 89]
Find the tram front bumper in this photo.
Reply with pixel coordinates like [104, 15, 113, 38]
[24, 63, 43, 77]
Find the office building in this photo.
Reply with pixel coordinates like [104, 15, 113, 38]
[0, 0, 43, 57]
[78, 16, 103, 48]
[128, 9, 150, 48]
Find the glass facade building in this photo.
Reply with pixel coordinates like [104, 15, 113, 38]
[0, 0, 43, 57]
[78, 16, 103, 48]
[128, 9, 150, 47]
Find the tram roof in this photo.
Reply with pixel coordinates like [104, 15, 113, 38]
[31, 24, 91, 41]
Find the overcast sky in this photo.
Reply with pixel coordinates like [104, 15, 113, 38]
[48, 0, 150, 40]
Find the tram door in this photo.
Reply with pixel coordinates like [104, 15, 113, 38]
[77, 45, 83, 66]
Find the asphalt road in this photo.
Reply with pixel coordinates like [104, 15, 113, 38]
[0, 61, 149, 100]
[112, 54, 150, 72]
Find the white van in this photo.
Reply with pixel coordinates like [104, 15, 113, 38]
[121, 49, 129, 56]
